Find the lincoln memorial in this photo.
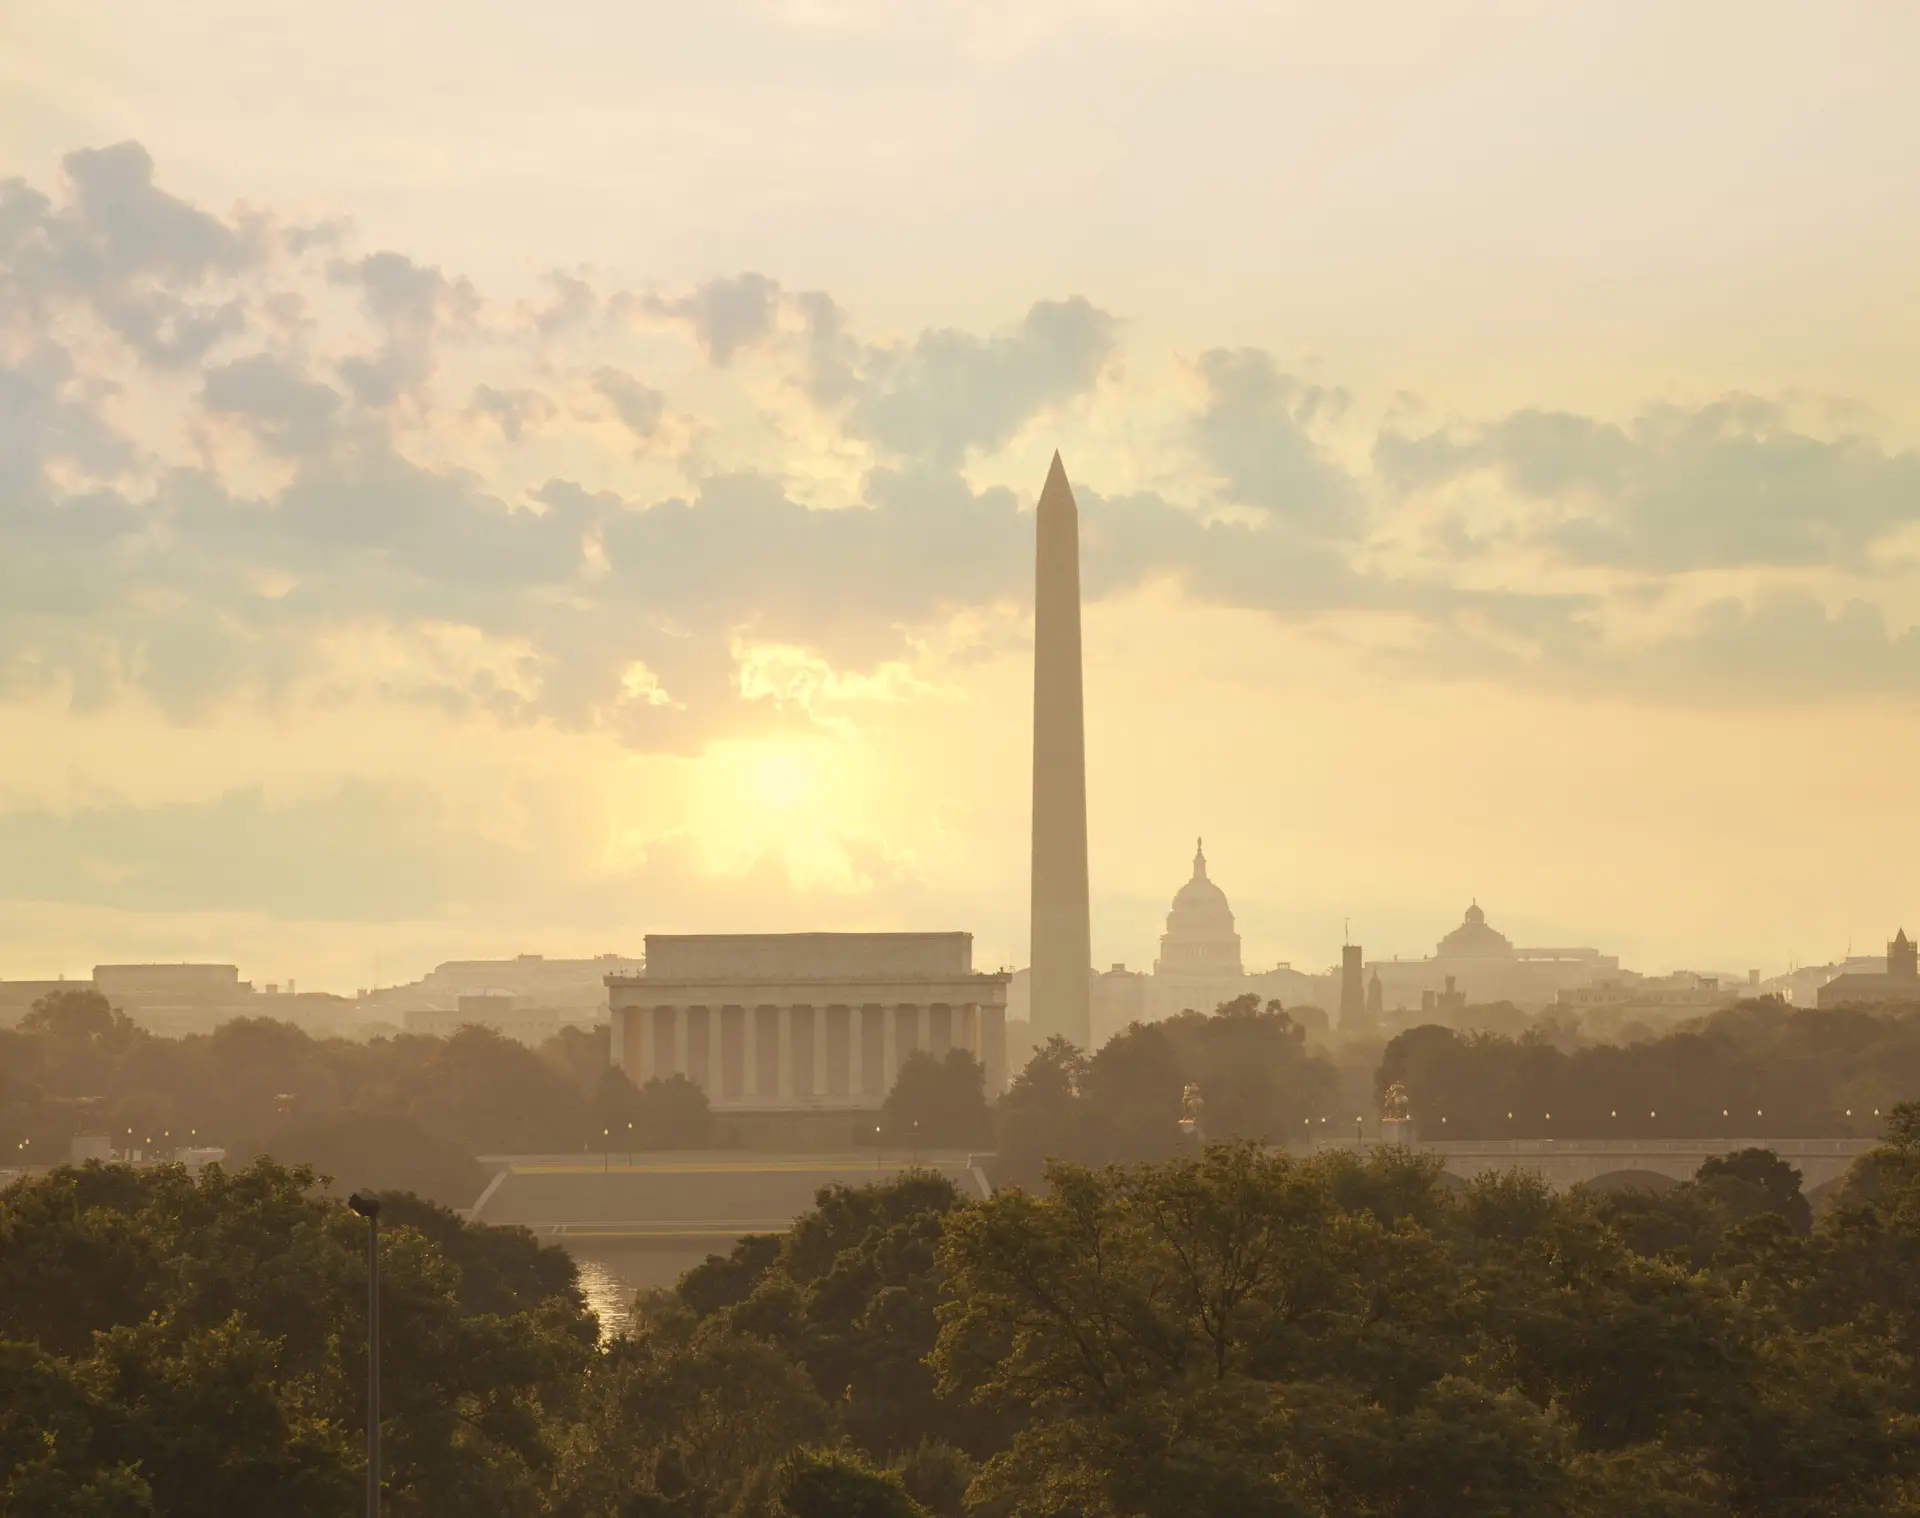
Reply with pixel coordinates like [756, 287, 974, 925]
[607, 933, 1011, 1111]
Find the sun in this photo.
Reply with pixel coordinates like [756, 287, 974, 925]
[752, 748, 814, 814]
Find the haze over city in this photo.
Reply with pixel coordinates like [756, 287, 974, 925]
[5, 1, 1920, 991]
[17, 9, 1920, 1516]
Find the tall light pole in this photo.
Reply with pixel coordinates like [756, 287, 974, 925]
[348, 1191, 381, 1518]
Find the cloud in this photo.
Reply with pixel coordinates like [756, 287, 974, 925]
[330, 250, 478, 407]
[532, 270, 596, 338]
[0, 142, 264, 372]
[591, 366, 665, 443]
[1191, 348, 1357, 534]
[1377, 398, 1920, 572]
[202, 353, 344, 456]
[639, 271, 780, 366]
[60, 142, 253, 285]
[467, 384, 557, 441]
[7, 137, 1920, 749]
[803, 294, 1119, 468]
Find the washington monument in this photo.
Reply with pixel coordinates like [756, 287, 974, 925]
[1029, 452, 1092, 1049]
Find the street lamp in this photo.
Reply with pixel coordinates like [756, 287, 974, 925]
[348, 1191, 382, 1518]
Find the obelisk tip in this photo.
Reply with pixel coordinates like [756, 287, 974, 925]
[1038, 451, 1075, 513]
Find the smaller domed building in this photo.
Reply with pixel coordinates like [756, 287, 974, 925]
[1365, 901, 1617, 1016]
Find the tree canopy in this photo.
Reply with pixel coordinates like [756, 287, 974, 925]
[1379, 998, 1920, 1139]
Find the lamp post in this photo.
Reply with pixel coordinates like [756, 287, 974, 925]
[348, 1191, 382, 1518]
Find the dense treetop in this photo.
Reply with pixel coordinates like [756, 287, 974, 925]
[1380, 997, 1920, 1140]
[8, 1109, 1920, 1513]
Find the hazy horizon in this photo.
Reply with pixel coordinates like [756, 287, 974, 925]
[5, 2, 1920, 993]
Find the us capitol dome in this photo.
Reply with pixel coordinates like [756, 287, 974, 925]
[1154, 839, 1244, 978]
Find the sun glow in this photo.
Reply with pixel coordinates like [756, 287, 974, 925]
[753, 748, 814, 814]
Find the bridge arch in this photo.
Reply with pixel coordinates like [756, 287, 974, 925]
[1580, 1169, 1680, 1195]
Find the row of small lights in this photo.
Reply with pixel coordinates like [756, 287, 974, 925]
[13, 1128, 201, 1156]
[1298, 1108, 1884, 1125]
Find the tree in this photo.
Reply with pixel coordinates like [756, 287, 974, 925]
[0, 1158, 597, 1516]
[1163, 995, 1334, 1141]
[631, 1074, 712, 1150]
[774, 1447, 928, 1518]
[262, 1108, 487, 1208]
[993, 1036, 1089, 1189]
[681, 1171, 1004, 1461]
[878, 1050, 990, 1149]
[1380, 1003, 1920, 1141]
[934, 1140, 1917, 1517]
[21, 988, 124, 1044]
[550, 1313, 827, 1517]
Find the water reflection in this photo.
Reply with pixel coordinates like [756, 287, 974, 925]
[565, 1240, 734, 1341]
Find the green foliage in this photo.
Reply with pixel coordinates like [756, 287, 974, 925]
[678, 1170, 1005, 1460]
[774, 1447, 928, 1518]
[20, 987, 126, 1043]
[934, 1139, 1920, 1516]
[550, 1312, 828, 1517]
[995, 999, 1333, 1187]
[889, 1440, 974, 1517]
[1591, 1146, 1815, 1269]
[9, 1115, 1920, 1514]
[878, 1049, 991, 1148]
[0, 991, 704, 1163]
[264, 1107, 488, 1206]
[0, 1158, 596, 1516]
[632, 1073, 715, 1149]
[1382, 1001, 1920, 1139]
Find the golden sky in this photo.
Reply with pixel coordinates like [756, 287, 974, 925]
[3, 2, 1919, 989]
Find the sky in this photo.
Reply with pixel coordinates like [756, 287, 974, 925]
[3, 0, 1919, 992]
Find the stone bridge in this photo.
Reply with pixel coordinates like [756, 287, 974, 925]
[1312, 1137, 1875, 1194]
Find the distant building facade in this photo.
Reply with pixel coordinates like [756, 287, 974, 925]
[608, 933, 1010, 1112]
[403, 993, 571, 1045]
[417, 952, 640, 1008]
[1368, 904, 1618, 1011]
[1819, 931, 1920, 1008]
[1558, 969, 1734, 1012]
[90, 964, 250, 1036]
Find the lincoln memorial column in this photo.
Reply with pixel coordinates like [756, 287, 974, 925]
[849, 1005, 865, 1097]
[633, 1008, 651, 1085]
[777, 1007, 793, 1101]
[917, 1004, 931, 1058]
[672, 1008, 689, 1080]
[882, 1008, 898, 1094]
[744, 1007, 759, 1099]
[813, 1007, 829, 1096]
[609, 1005, 625, 1071]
